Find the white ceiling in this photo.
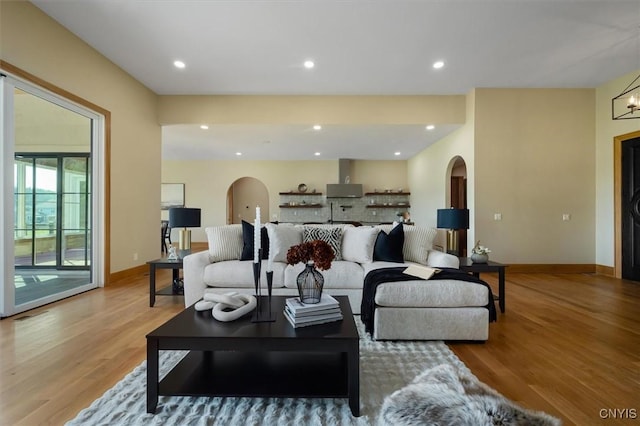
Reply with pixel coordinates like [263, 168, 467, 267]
[32, 0, 640, 160]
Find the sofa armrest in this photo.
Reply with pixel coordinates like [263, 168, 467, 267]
[183, 250, 212, 308]
[426, 250, 460, 269]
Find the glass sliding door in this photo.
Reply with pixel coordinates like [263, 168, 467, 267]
[61, 156, 91, 268]
[1, 75, 103, 316]
[14, 155, 91, 269]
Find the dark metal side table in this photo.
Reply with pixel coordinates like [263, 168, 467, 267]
[147, 257, 185, 307]
[458, 258, 508, 313]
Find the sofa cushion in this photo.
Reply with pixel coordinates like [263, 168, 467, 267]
[303, 226, 343, 260]
[375, 280, 488, 308]
[373, 224, 404, 263]
[239, 220, 269, 261]
[342, 226, 379, 263]
[206, 225, 243, 262]
[283, 261, 364, 289]
[265, 223, 303, 263]
[203, 260, 286, 288]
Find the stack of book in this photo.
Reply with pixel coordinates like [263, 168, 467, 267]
[284, 294, 343, 328]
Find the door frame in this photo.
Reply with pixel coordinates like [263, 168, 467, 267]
[614, 129, 640, 279]
[0, 62, 110, 316]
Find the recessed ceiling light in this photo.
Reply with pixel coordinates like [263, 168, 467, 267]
[394, 152, 401, 156]
[236, 152, 242, 156]
[304, 60, 315, 69]
[426, 125, 435, 130]
[432, 61, 444, 69]
[173, 60, 186, 69]
[314, 152, 321, 156]
[200, 125, 209, 130]
[313, 125, 322, 130]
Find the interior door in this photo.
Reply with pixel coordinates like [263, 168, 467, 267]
[622, 136, 640, 281]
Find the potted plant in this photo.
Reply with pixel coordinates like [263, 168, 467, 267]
[286, 240, 335, 303]
[471, 240, 491, 263]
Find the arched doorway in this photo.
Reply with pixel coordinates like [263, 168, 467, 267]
[226, 177, 269, 225]
[445, 156, 468, 256]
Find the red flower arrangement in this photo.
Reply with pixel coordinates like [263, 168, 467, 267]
[286, 240, 335, 270]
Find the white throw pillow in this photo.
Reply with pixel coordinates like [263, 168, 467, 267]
[403, 226, 437, 265]
[341, 226, 379, 264]
[266, 223, 303, 263]
[206, 225, 243, 262]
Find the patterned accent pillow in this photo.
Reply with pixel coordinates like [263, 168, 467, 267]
[303, 226, 343, 260]
[206, 225, 243, 262]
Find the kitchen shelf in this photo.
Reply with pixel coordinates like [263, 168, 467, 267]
[279, 192, 323, 196]
[366, 204, 411, 209]
[279, 204, 324, 208]
[364, 192, 410, 196]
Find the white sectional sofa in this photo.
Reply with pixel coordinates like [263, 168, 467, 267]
[183, 222, 493, 340]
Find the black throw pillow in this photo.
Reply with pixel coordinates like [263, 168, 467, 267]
[373, 224, 404, 263]
[240, 220, 269, 261]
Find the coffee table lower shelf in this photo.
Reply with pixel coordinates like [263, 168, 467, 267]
[160, 351, 349, 398]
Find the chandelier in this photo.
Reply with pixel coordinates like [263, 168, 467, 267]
[612, 73, 640, 120]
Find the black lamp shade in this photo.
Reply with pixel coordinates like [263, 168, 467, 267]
[169, 207, 201, 228]
[437, 208, 469, 230]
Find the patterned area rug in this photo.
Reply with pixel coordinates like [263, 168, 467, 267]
[65, 320, 472, 425]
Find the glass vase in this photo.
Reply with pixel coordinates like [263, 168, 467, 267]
[296, 263, 324, 304]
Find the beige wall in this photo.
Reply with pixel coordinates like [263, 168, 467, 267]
[595, 69, 640, 267]
[1, 1, 160, 275]
[3, 0, 635, 272]
[473, 88, 595, 264]
[408, 90, 477, 251]
[161, 159, 408, 241]
[15, 90, 91, 152]
[158, 95, 465, 125]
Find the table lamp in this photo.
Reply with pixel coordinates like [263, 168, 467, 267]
[169, 207, 201, 251]
[437, 208, 469, 256]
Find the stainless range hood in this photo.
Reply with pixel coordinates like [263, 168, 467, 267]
[326, 159, 363, 198]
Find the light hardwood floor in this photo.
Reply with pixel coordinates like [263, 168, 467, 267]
[1, 270, 638, 425]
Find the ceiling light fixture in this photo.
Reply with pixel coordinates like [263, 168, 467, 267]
[394, 152, 401, 156]
[614, 25, 640, 120]
[304, 60, 315, 69]
[612, 73, 640, 120]
[426, 125, 435, 130]
[200, 125, 209, 130]
[313, 124, 322, 130]
[173, 60, 186, 69]
[314, 152, 321, 156]
[433, 61, 445, 69]
[236, 152, 242, 156]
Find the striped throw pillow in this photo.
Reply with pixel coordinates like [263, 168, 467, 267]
[206, 225, 243, 262]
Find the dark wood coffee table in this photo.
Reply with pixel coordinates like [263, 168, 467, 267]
[146, 295, 360, 417]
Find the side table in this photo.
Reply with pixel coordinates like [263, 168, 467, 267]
[458, 258, 507, 313]
[147, 258, 185, 307]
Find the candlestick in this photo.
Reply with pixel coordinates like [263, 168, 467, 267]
[254, 219, 259, 263]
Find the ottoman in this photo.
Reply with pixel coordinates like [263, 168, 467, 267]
[372, 279, 490, 341]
